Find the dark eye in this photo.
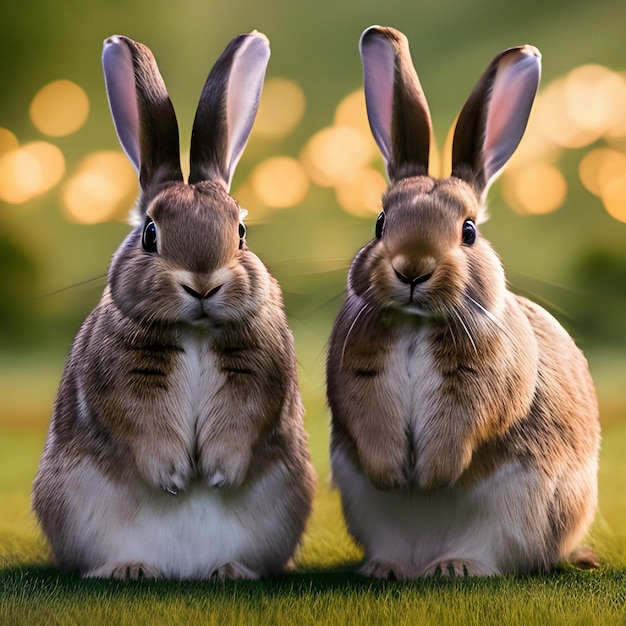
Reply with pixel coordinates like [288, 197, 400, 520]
[142, 218, 158, 253]
[375, 211, 385, 239]
[238, 222, 246, 249]
[462, 219, 477, 246]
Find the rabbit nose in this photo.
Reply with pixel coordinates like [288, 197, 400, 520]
[181, 284, 222, 299]
[392, 255, 435, 287]
[394, 268, 432, 287]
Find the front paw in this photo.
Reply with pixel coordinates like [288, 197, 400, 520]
[415, 440, 471, 490]
[199, 441, 251, 490]
[135, 449, 192, 495]
[361, 454, 409, 491]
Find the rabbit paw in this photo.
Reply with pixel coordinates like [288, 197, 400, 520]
[208, 561, 259, 580]
[415, 440, 471, 490]
[199, 442, 251, 490]
[422, 559, 494, 578]
[135, 449, 192, 495]
[359, 448, 409, 491]
[359, 559, 405, 580]
[85, 562, 163, 580]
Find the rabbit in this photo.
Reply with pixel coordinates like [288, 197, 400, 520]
[32, 31, 315, 581]
[326, 25, 600, 579]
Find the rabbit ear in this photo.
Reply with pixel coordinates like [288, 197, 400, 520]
[360, 26, 432, 182]
[188, 31, 270, 189]
[102, 35, 183, 190]
[451, 45, 541, 195]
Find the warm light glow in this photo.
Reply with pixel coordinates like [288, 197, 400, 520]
[579, 148, 626, 196]
[252, 78, 306, 139]
[564, 65, 626, 140]
[601, 177, 626, 223]
[0, 142, 65, 204]
[335, 168, 387, 217]
[62, 151, 137, 224]
[0, 128, 18, 156]
[301, 125, 375, 187]
[502, 163, 567, 215]
[534, 78, 598, 149]
[334, 90, 371, 135]
[29, 80, 90, 137]
[531, 66, 626, 150]
[250, 156, 309, 208]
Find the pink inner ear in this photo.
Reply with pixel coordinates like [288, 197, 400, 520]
[360, 29, 396, 168]
[222, 33, 270, 189]
[482, 51, 540, 182]
[102, 37, 141, 172]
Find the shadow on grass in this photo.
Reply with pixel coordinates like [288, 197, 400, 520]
[2, 561, 625, 601]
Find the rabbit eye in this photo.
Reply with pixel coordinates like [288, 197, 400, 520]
[462, 219, 477, 246]
[142, 218, 158, 253]
[375, 211, 385, 239]
[238, 222, 246, 249]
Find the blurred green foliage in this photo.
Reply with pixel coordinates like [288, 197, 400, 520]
[0, 0, 625, 424]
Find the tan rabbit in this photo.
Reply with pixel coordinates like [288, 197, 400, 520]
[327, 26, 600, 579]
[32, 31, 315, 580]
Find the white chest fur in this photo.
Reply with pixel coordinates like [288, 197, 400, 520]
[382, 324, 441, 439]
[169, 330, 224, 439]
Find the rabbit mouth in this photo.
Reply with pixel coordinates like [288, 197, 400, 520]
[396, 295, 437, 318]
[400, 302, 432, 317]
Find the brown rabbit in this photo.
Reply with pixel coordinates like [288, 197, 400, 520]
[327, 25, 600, 579]
[32, 31, 315, 580]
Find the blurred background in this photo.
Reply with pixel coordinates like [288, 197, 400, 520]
[0, 0, 625, 546]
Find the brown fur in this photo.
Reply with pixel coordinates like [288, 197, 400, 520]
[327, 27, 599, 578]
[32, 32, 315, 580]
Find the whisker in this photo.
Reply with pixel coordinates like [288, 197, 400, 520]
[463, 294, 506, 335]
[340, 299, 371, 368]
[42, 274, 108, 298]
[446, 321, 458, 352]
[449, 304, 478, 355]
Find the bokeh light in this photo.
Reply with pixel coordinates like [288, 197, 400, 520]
[500, 63, 626, 222]
[0, 128, 19, 156]
[29, 80, 90, 137]
[252, 78, 306, 139]
[0, 142, 65, 204]
[61, 151, 137, 224]
[563, 65, 626, 141]
[600, 177, 626, 223]
[333, 89, 371, 136]
[502, 163, 567, 215]
[579, 148, 626, 196]
[334, 168, 386, 217]
[250, 156, 309, 208]
[579, 148, 626, 223]
[301, 125, 375, 187]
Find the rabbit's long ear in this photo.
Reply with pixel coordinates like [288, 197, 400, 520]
[102, 35, 183, 191]
[451, 45, 541, 196]
[189, 31, 270, 189]
[360, 26, 432, 182]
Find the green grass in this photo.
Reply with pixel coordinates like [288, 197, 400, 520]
[1, 566, 626, 626]
[1, 417, 625, 625]
[1, 358, 625, 625]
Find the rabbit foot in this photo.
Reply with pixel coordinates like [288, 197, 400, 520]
[206, 470, 226, 489]
[209, 561, 259, 581]
[359, 559, 405, 580]
[84, 562, 163, 580]
[568, 546, 600, 570]
[422, 558, 494, 578]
